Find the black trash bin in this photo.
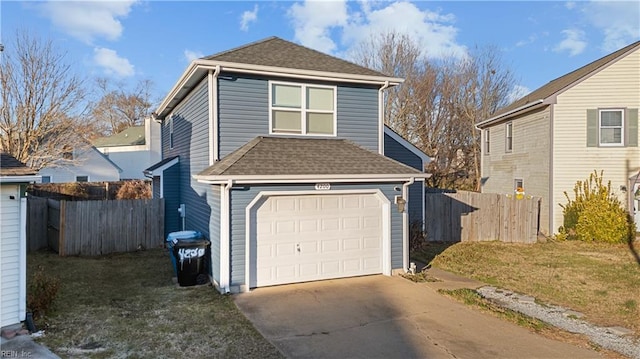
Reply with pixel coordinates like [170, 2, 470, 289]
[173, 238, 210, 287]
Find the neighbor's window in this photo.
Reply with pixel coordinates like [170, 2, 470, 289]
[484, 129, 490, 154]
[599, 109, 624, 146]
[505, 122, 513, 152]
[41, 176, 51, 183]
[514, 178, 524, 192]
[76, 176, 88, 182]
[270, 82, 336, 135]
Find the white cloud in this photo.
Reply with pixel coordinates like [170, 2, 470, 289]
[39, 1, 137, 44]
[565, 1, 576, 10]
[554, 29, 587, 56]
[507, 85, 531, 103]
[93, 47, 134, 77]
[240, 5, 259, 32]
[583, 1, 640, 52]
[287, 1, 466, 59]
[184, 49, 204, 62]
[287, 0, 349, 54]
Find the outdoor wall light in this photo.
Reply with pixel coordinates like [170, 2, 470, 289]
[395, 196, 406, 213]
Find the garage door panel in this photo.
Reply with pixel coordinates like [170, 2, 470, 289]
[256, 194, 383, 287]
[299, 219, 318, 232]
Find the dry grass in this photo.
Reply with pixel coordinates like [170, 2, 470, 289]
[28, 249, 283, 359]
[423, 240, 640, 336]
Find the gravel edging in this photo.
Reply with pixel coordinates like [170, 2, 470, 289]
[477, 286, 640, 359]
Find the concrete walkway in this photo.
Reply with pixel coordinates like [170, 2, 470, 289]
[235, 275, 602, 359]
[1, 333, 60, 359]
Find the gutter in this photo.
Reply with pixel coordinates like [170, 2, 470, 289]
[378, 81, 391, 154]
[209, 65, 221, 164]
[0, 175, 42, 184]
[194, 174, 430, 185]
[402, 177, 415, 272]
[219, 179, 232, 294]
[476, 99, 545, 129]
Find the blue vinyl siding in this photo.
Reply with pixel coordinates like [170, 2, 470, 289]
[217, 74, 380, 156]
[161, 79, 213, 239]
[218, 75, 269, 158]
[163, 165, 181, 236]
[228, 183, 403, 287]
[209, 185, 221, 283]
[384, 133, 425, 224]
[337, 86, 379, 151]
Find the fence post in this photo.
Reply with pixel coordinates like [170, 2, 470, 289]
[59, 200, 66, 256]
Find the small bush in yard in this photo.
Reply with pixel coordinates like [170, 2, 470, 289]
[558, 170, 634, 243]
[116, 180, 151, 199]
[27, 265, 61, 319]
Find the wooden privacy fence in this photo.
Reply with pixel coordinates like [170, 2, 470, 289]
[424, 191, 541, 243]
[27, 196, 164, 256]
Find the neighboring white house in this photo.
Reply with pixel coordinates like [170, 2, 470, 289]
[477, 41, 640, 235]
[38, 146, 122, 183]
[0, 153, 40, 329]
[94, 117, 161, 180]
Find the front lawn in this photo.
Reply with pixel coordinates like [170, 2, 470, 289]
[415, 240, 640, 335]
[28, 249, 283, 358]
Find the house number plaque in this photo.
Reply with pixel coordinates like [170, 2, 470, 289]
[315, 183, 331, 190]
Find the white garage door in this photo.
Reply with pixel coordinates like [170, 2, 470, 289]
[256, 193, 383, 287]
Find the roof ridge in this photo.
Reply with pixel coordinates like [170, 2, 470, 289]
[203, 36, 280, 60]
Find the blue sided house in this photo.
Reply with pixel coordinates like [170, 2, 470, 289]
[146, 37, 430, 293]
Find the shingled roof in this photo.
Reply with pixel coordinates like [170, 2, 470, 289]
[195, 136, 425, 181]
[0, 153, 37, 176]
[480, 40, 640, 126]
[204, 36, 387, 78]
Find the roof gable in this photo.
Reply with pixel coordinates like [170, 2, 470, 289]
[480, 40, 640, 127]
[204, 37, 386, 78]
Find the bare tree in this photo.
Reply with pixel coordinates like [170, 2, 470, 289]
[0, 31, 88, 170]
[352, 32, 516, 190]
[89, 77, 155, 137]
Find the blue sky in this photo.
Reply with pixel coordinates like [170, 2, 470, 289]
[2, 1, 639, 105]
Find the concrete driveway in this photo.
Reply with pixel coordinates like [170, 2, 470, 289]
[234, 275, 602, 359]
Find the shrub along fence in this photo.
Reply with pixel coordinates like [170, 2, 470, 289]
[424, 190, 541, 243]
[27, 196, 164, 256]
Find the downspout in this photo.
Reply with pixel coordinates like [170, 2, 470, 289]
[219, 179, 232, 293]
[378, 81, 390, 154]
[208, 65, 221, 165]
[402, 177, 415, 272]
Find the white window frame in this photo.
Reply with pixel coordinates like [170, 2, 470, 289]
[168, 114, 174, 149]
[599, 109, 624, 147]
[484, 129, 490, 154]
[268, 81, 337, 137]
[505, 122, 513, 152]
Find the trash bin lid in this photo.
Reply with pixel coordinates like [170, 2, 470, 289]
[167, 230, 202, 243]
[173, 239, 210, 248]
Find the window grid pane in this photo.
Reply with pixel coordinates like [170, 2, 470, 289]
[599, 110, 623, 145]
[307, 87, 334, 111]
[273, 84, 301, 108]
[273, 110, 302, 133]
[307, 112, 334, 134]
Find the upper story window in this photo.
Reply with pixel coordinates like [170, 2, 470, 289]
[599, 109, 624, 146]
[270, 82, 336, 136]
[484, 129, 490, 154]
[168, 115, 174, 149]
[76, 176, 88, 182]
[505, 122, 513, 152]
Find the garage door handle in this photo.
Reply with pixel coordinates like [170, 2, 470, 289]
[296, 243, 300, 252]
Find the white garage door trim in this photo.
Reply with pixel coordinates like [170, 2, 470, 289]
[0, 184, 27, 327]
[245, 189, 391, 290]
